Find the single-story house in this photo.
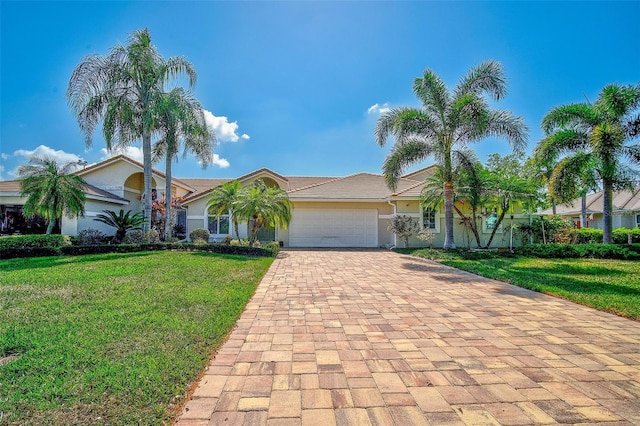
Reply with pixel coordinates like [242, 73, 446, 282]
[1, 155, 532, 248]
[540, 187, 640, 229]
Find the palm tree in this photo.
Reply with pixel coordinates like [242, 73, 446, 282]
[94, 209, 145, 242]
[208, 180, 243, 241]
[235, 180, 292, 245]
[375, 61, 528, 249]
[537, 83, 640, 243]
[67, 28, 197, 232]
[18, 156, 87, 234]
[152, 88, 215, 240]
[421, 164, 487, 248]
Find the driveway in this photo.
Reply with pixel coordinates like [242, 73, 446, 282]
[176, 250, 640, 425]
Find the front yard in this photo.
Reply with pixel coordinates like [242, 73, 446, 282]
[0, 251, 272, 425]
[404, 248, 640, 321]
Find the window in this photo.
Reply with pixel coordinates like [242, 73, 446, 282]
[422, 206, 436, 229]
[208, 215, 229, 235]
[636, 214, 640, 228]
[207, 205, 229, 235]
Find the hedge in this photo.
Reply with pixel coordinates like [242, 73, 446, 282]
[0, 234, 69, 249]
[515, 243, 640, 260]
[1, 241, 280, 260]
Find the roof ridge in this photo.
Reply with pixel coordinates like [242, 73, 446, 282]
[287, 176, 346, 193]
[391, 179, 426, 196]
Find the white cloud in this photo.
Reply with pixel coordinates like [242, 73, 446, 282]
[367, 103, 391, 115]
[202, 109, 249, 143]
[14, 145, 84, 165]
[1, 153, 8, 160]
[198, 153, 230, 168]
[0, 165, 4, 180]
[241, 134, 250, 140]
[100, 146, 144, 163]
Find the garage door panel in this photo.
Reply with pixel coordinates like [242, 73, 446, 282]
[289, 209, 378, 247]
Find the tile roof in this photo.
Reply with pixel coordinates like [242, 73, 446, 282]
[541, 187, 640, 215]
[286, 173, 423, 200]
[0, 179, 128, 203]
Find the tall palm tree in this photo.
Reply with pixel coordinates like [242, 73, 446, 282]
[375, 60, 528, 249]
[152, 88, 215, 240]
[208, 180, 243, 240]
[537, 83, 640, 243]
[235, 180, 292, 245]
[18, 156, 87, 234]
[67, 28, 197, 232]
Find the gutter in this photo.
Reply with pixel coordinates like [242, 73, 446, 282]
[387, 199, 397, 249]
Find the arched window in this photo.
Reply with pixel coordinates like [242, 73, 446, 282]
[207, 205, 229, 235]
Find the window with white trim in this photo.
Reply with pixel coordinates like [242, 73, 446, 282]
[422, 206, 436, 229]
[636, 214, 640, 228]
[207, 205, 230, 235]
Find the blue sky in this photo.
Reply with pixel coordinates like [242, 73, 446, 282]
[1, 1, 638, 181]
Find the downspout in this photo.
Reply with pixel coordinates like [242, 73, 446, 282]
[387, 199, 397, 249]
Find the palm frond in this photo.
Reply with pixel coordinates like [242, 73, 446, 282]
[413, 68, 450, 119]
[382, 137, 433, 190]
[454, 60, 506, 101]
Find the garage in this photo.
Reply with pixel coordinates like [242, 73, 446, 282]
[288, 208, 378, 247]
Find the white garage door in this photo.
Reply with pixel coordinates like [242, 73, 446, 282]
[289, 209, 378, 247]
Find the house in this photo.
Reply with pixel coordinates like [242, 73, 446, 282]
[0, 155, 532, 248]
[540, 187, 640, 229]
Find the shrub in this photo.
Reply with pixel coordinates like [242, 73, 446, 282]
[123, 229, 160, 244]
[222, 234, 233, 245]
[515, 243, 640, 260]
[189, 228, 210, 242]
[612, 227, 640, 244]
[192, 238, 208, 245]
[575, 228, 603, 244]
[0, 234, 67, 249]
[76, 229, 107, 246]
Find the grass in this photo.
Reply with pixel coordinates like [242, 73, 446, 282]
[401, 248, 640, 321]
[0, 251, 273, 425]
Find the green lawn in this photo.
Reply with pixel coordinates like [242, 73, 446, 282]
[0, 251, 273, 425]
[404, 248, 640, 321]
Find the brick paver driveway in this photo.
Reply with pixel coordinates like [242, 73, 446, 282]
[176, 250, 640, 425]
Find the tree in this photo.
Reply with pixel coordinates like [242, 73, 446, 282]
[536, 83, 640, 243]
[94, 209, 144, 242]
[67, 28, 197, 232]
[387, 215, 419, 248]
[375, 60, 528, 249]
[482, 154, 537, 248]
[421, 163, 488, 248]
[18, 156, 87, 234]
[208, 180, 243, 241]
[152, 87, 215, 240]
[235, 180, 292, 245]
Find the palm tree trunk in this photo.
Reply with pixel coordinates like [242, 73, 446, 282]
[602, 179, 613, 244]
[485, 209, 507, 248]
[580, 192, 587, 229]
[164, 155, 172, 241]
[443, 181, 456, 249]
[142, 128, 153, 235]
[46, 219, 55, 235]
[552, 200, 557, 215]
[233, 219, 240, 242]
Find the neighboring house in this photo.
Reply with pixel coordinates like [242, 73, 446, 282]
[0, 155, 532, 248]
[540, 187, 640, 229]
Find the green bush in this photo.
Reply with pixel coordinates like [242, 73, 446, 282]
[612, 227, 640, 244]
[0, 247, 61, 259]
[222, 234, 233, 245]
[0, 234, 68, 249]
[123, 229, 160, 244]
[76, 229, 107, 245]
[189, 228, 210, 242]
[575, 228, 603, 244]
[262, 241, 281, 257]
[515, 243, 640, 260]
